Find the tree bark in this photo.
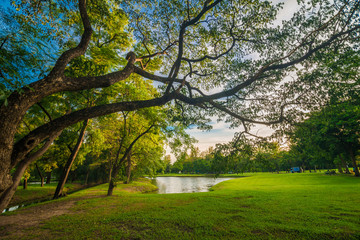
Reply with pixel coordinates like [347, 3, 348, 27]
[85, 170, 89, 186]
[339, 154, 350, 174]
[125, 152, 132, 184]
[349, 148, 359, 177]
[107, 179, 116, 196]
[23, 177, 28, 190]
[46, 171, 52, 184]
[0, 131, 62, 213]
[337, 165, 343, 174]
[107, 138, 123, 196]
[0, 160, 30, 212]
[107, 166, 119, 196]
[108, 165, 112, 183]
[35, 163, 44, 187]
[53, 119, 88, 199]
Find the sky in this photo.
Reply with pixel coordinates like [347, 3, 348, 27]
[0, 1, 10, 9]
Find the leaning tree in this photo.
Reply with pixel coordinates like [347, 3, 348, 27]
[0, 0, 359, 212]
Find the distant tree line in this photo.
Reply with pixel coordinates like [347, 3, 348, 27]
[166, 100, 359, 175]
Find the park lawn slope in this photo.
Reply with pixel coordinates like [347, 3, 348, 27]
[1, 173, 360, 240]
[7, 183, 83, 208]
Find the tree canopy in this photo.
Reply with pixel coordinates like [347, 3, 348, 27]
[288, 101, 360, 175]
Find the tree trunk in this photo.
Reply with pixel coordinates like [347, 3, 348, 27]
[0, 160, 31, 212]
[107, 123, 153, 195]
[35, 164, 44, 187]
[349, 148, 359, 177]
[85, 170, 89, 185]
[107, 146, 122, 196]
[125, 152, 132, 184]
[23, 177, 28, 190]
[53, 119, 88, 199]
[0, 131, 62, 213]
[107, 179, 115, 196]
[108, 166, 112, 183]
[107, 164, 120, 196]
[337, 165, 343, 174]
[40, 176, 44, 187]
[339, 154, 350, 174]
[46, 171, 52, 184]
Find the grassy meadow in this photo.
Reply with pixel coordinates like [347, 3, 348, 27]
[1, 173, 360, 239]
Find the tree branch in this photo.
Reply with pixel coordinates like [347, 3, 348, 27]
[208, 100, 283, 126]
[47, 0, 93, 78]
[11, 130, 63, 169]
[37, 102, 52, 122]
[165, 0, 224, 93]
[118, 124, 154, 165]
[11, 94, 175, 167]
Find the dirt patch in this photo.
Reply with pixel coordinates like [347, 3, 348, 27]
[0, 196, 101, 239]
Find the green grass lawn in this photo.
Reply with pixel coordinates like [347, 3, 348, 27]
[4, 173, 360, 239]
[8, 182, 83, 207]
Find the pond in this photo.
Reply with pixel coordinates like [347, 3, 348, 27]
[152, 176, 235, 194]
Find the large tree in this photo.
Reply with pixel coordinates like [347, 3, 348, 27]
[289, 101, 360, 175]
[0, 0, 359, 212]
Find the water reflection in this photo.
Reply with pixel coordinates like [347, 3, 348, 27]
[2, 205, 24, 213]
[154, 177, 234, 194]
[1, 197, 52, 213]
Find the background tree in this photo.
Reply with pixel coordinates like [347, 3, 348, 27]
[288, 101, 360, 176]
[211, 134, 256, 175]
[103, 112, 157, 196]
[53, 119, 89, 199]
